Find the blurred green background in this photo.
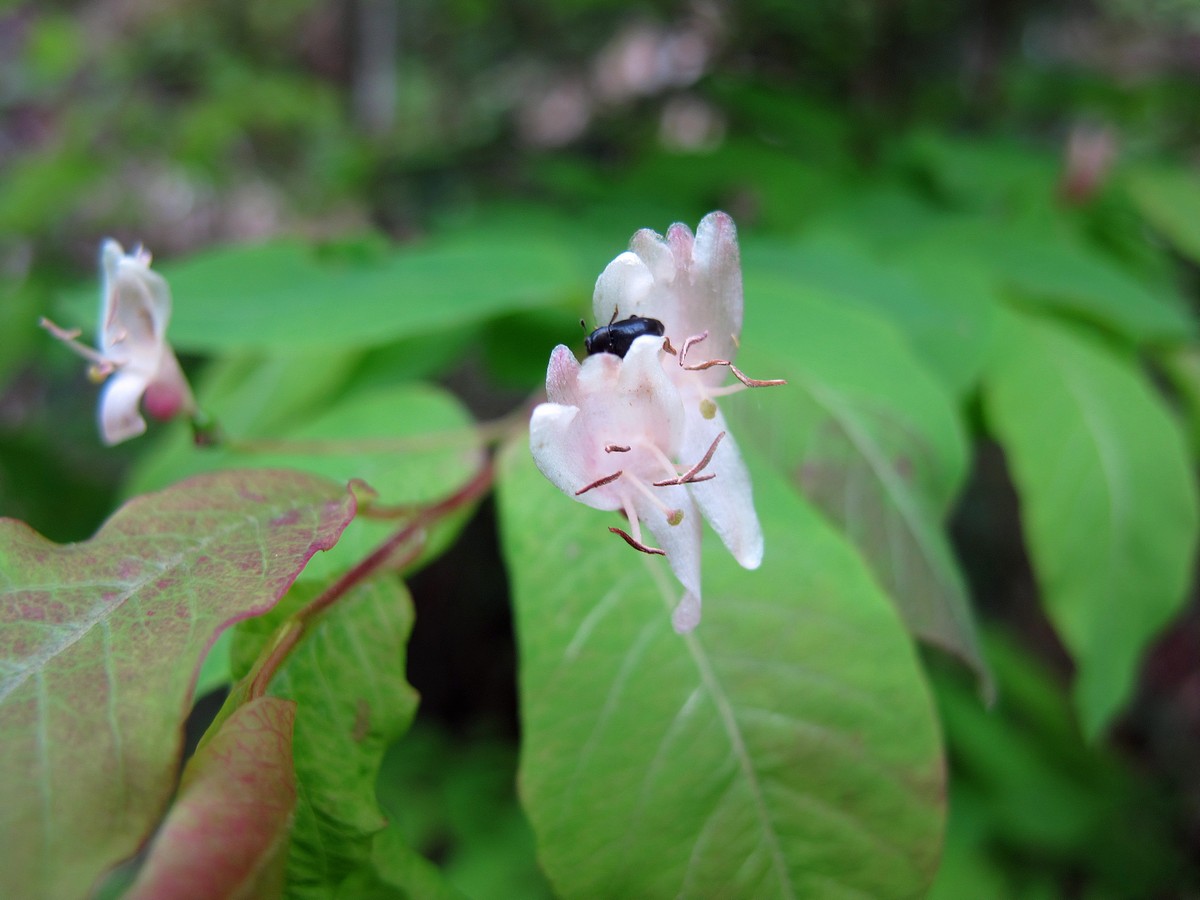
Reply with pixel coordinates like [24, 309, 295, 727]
[4, 1, 1200, 896]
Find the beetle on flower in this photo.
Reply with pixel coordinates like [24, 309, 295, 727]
[530, 212, 784, 632]
[41, 239, 198, 446]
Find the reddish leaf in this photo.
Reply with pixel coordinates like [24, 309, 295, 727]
[126, 697, 298, 900]
[0, 470, 356, 899]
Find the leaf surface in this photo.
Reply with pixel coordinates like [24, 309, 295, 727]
[129, 383, 481, 581]
[497, 436, 945, 898]
[230, 575, 420, 897]
[899, 221, 1193, 343]
[0, 469, 355, 899]
[1126, 166, 1200, 265]
[733, 285, 987, 685]
[126, 697, 298, 900]
[983, 310, 1198, 734]
[59, 233, 579, 354]
[744, 235, 995, 395]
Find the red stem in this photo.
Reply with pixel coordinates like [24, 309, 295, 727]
[248, 456, 496, 697]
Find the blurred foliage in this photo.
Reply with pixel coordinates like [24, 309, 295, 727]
[4, 0, 1200, 897]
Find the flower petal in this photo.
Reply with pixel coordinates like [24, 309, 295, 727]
[100, 240, 172, 368]
[681, 404, 763, 569]
[531, 402, 617, 511]
[685, 211, 743, 369]
[592, 251, 657, 326]
[614, 336, 684, 456]
[671, 592, 701, 633]
[545, 344, 583, 406]
[629, 226, 677, 284]
[98, 369, 151, 445]
[638, 483, 704, 629]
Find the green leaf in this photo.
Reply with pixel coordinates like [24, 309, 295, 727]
[336, 823, 468, 900]
[744, 233, 996, 395]
[900, 131, 1060, 213]
[192, 629, 233, 700]
[982, 310, 1199, 735]
[126, 697, 298, 900]
[900, 221, 1194, 344]
[1157, 344, 1200, 455]
[375, 726, 552, 899]
[496, 437, 945, 898]
[55, 232, 579, 354]
[733, 285, 987, 686]
[231, 576, 420, 898]
[186, 350, 366, 440]
[1125, 165, 1200, 265]
[0, 470, 356, 900]
[930, 631, 1188, 894]
[128, 383, 482, 581]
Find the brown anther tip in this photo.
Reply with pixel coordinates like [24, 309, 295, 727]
[608, 526, 666, 555]
[575, 470, 623, 495]
[730, 363, 787, 388]
[678, 331, 711, 367]
[654, 430, 725, 485]
[604, 444, 631, 453]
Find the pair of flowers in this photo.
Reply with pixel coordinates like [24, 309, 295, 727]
[48, 213, 778, 632]
[531, 212, 783, 632]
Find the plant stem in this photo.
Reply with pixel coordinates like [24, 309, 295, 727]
[247, 455, 496, 696]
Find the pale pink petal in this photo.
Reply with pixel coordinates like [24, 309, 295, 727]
[686, 211, 742, 369]
[100, 240, 172, 365]
[545, 344, 583, 405]
[575, 346, 623, 398]
[629, 227, 677, 284]
[99, 369, 151, 445]
[637, 483, 704, 624]
[592, 251, 656, 326]
[530, 403, 619, 511]
[671, 593, 701, 633]
[681, 405, 763, 569]
[615, 336, 684, 454]
[665, 221, 695, 270]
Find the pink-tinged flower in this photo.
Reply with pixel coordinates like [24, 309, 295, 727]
[530, 212, 784, 632]
[41, 240, 196, 445]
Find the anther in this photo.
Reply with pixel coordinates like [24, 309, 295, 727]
[609, 526, 666, 555]
[653, 431, 726, 486]
[605, 444, 631, 453]
[575, 470, 623, 495]
[678, 331, 788, 388]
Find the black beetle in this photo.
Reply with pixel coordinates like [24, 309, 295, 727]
[584, 315, 665, 358]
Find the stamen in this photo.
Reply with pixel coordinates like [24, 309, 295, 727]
[575, 470, 623, 495]
[39, 317, 116, 372]
[654, 431, 725, 486]
[608, 526, 666, 555]
[678, 331, 710, 366]
[645, 442, 682, 482]
[725, 364, 788, 388]
[678, 329, 787, 387]
[627, 473, 681, 520]
[605, 444, 631, 453]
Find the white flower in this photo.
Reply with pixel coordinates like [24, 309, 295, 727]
[530, 212, 783, 632]
[42, 239, 196, 445]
